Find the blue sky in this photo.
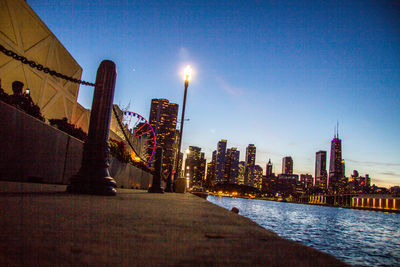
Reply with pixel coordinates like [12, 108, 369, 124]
[29, 0, 400, 187]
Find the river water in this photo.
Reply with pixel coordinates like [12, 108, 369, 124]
[207, 195, 400, 267]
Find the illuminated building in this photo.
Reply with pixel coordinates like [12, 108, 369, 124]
[245, 144, 256, 186]
[328, 126, 343, 192]
[224, 148, 240, 184]
[347, 170, 371, 193]
[149, 99, 178, 171]
[315, 151, 327, 189]
[215, 140, 227, 184]
[282, 156, 293, 175]
[184, 146, 206, 187]
[237, 161, 245, 185]
[206, 150, 217, 186]
[253, 165, 263, 189]
[300, 174, 314, 189]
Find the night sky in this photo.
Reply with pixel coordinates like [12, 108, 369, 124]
[28, 0, 400, 187]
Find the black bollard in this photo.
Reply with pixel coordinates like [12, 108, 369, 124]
[164, 165, 173, 192]
[68, 60, 117, 196]
[148, 147, 164, 193]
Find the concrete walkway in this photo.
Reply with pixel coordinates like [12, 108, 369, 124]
[0, 182, 348, 266]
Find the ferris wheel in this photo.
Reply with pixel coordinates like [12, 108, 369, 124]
[121, 110, 156, 166]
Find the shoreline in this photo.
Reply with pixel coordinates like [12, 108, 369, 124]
[208, 193, 400, 214]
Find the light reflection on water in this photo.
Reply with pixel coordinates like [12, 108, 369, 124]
[207, 195, 400, 267]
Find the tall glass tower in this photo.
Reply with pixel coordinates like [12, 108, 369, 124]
[215, 140, 227, 184]
[328, 126, 343, 192]
[245, 144, 256, 186]
[149, 99, 178, 171]
[315, 150, 327, 189]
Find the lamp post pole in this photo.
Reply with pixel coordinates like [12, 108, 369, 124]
[174, 66, 192, 183]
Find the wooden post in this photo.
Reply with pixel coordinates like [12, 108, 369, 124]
[68, 60, 117, 195]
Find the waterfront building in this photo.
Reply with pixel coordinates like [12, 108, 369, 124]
[266, 159, 273, 178]
[254, 165, 263, 189]
[215, 140, 227, 184]
[206, 150, 217, 186]
[278, 174, 299, 180]
[237, 161, 246, 185]
[347, 170, 371, 193]
[224, 148, 240, 184]
[315, 150, 327, 189]
[245, 144, 256, 186]
[275, 174, 299, 197]
[282, 156, 293, 175]
[300, 174, 314, 189]
[328, 127, 343, 192]
[262, 174, 278, 195]
[184, 146, 206, 187]
[149, 99, 178, 172]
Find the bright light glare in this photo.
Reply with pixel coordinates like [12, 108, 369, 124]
[184, 65, 192, 81]
[185, 148, 190, 154]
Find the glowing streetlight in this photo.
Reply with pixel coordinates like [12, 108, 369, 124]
[184, 65, 192, 81]
[174, 65, 193, 185]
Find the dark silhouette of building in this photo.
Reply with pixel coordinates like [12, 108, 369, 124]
[282, 156, 293, 175]
[315, 150, 327, 190]
[215, 140, 227, 183]
[149, 99, 178, 171]
[300, 174, 314, 189]
[266, 159, 273, 178]
[328, 126, 343, 192]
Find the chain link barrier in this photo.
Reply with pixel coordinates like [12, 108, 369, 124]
[112, 105, 151, 165]
[0, 44, 96, 87]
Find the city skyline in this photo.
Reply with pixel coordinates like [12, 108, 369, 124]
[28, 0, 400, 187]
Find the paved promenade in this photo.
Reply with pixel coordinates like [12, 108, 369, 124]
[0, 181, 348, 266]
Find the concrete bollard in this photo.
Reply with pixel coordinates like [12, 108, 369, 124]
[68, 60, 117, 196]
[148, 147, 164, 193]
[175, 178, 186, 193]
[231, 207, 239, 214]
[164, 165, 173, 192]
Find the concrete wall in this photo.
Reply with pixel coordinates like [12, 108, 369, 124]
[0, 100, 153, 188]
[110, 158, 153, 189]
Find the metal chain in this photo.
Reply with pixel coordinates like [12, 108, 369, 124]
[112, 106, 151, 165]
[0, 44, 96, 87]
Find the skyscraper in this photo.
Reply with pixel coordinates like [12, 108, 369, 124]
[149, 99, 178, 171]
[266, 159, 273, 178]
[206, 150, 217, 186]
[184, 146, 206, 187]
[282, 156, 293, 175]
[245, 144, 256, 186]
[315, 150, 327, 189]
[328, 127, 343, 191]
[224, 147, 240, 184]
[215, 140, 227, 184]
[237, 161, 246, 185]
[253, 165, 263, 189]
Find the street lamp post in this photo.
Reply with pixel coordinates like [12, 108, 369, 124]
[173, 66, 192, 186]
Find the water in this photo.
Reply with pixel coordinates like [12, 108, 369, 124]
[207, 195, 400, 267]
